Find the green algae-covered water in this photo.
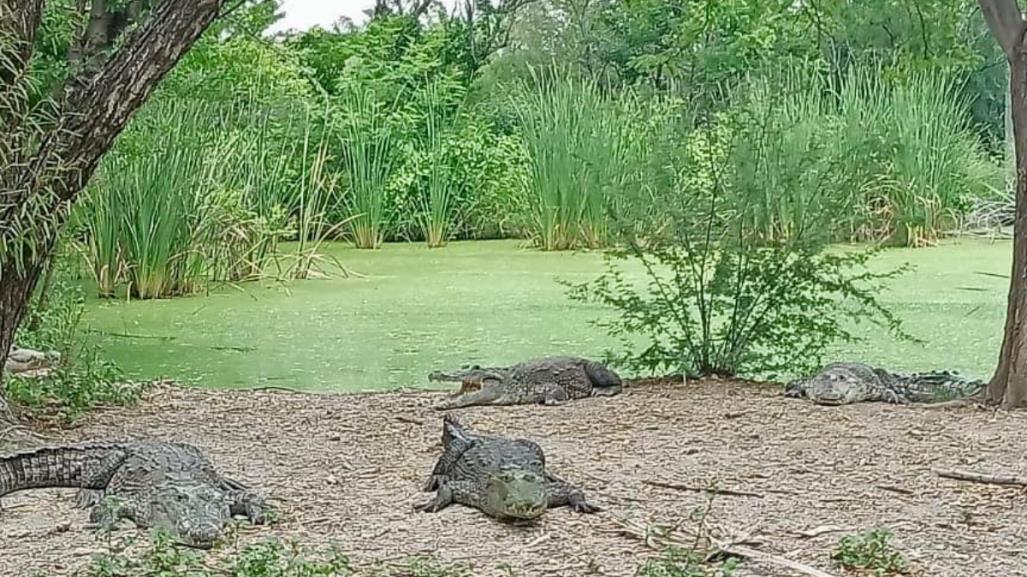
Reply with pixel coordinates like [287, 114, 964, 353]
[80, 238, 1010, 392]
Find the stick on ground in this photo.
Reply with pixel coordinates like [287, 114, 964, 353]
[934, 468, 1027, 486]
[643, 479, 763, 499]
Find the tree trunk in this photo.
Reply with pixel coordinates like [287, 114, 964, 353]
[990, 55, 1027, 407]
[980, 0, 1027, 407]
[0, 0, 222, 419]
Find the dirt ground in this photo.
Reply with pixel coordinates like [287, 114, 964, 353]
[3, 379, 1027, 577]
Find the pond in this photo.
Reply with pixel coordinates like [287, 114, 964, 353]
[80, 238, 1011, 392]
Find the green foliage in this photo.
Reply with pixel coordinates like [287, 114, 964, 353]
[11, 254, 139, 421]
[508, 66, 642, 250]
[833, 529, 908, 576]
[636, 547, 739, 577]
[413, 80, 463, 248]
[79, 531, 352, 577]
[4, 351, 138, 422]
[335, 86, 400, 249]
[568, 243, 909, 380]
[566, 87, 912, 380]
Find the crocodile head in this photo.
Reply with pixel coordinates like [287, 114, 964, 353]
[584, 361, 623, 396]
[483, 469, 548, 521]
[794, 365, 874, 406]
[144, 483, 233, 548]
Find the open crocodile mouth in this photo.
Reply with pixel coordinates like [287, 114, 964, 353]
[499, 503, 547, 521]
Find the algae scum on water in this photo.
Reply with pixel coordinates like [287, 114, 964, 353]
[81, 239, 1009, 392]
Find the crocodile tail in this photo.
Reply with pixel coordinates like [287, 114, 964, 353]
[0, 443, 128, 497]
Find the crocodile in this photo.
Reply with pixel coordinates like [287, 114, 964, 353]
[784, 362, 985, 406]
[4, 345, 60, 376]
[416, 415, 600, 521]
[0, 439, 266, 548]
[428, 356, 623, 410]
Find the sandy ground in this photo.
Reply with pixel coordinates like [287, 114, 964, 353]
[2, 379, 1027, 577]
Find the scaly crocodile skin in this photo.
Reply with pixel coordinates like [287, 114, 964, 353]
[0, 439, 266, 547]
[429, 356, 623, 409]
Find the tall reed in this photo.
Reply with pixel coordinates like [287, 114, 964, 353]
[289, 115, 350, 279]
[883, 71, 1001, 245]
[729, 61, 1001, 246]
[336, 87, 397, 250]
[509, 67, 634, 251]
[114, 105, 210, 299]
[76, 173, 123, 297]
[416, 81, 461, 248]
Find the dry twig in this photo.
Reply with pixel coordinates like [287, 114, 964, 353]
[643, 479, 763, 499]
[934, 468, 1027, 487]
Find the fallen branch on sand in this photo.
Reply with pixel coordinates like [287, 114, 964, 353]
[611, 517, 841, 577]
[934, 468, 1027, 487]
[643, 479, 763, 498]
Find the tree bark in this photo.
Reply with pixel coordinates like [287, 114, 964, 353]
[0, 0, 222, 418]
[980, 0, 1027, 407]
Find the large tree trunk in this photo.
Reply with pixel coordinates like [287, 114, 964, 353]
[0, 0, 222, 420]
[980, 0, 1027, 407]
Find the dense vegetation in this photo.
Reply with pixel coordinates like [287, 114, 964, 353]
[33, 0, 1007, 303]
[8, 0, 1018, 409]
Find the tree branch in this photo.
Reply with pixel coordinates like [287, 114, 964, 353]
[2, 0, 222, 245]
[979, 0, 1026, 59]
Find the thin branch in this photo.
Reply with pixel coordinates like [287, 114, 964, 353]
[643, 479, 764, 499]
[934, 468, 1027, 486]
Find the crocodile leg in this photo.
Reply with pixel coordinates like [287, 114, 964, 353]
[228, 489, 267, 524]
[74, 488, 105, 509]
[533, 382, 570, 405]
[543, 475, 601, 514]
[87, 494, 141, 533]
[415, 480, 482, 513]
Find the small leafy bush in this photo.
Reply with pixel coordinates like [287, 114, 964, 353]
[636, 547, 739, 577]
[79, 531, 352, 577]
[567, 243, 909, 380]
[9, 255, 139, 421]
[833, 528, 908, 576]
[5, 352, 139, 422]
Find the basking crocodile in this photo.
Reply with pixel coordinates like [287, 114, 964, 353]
[428, 356, 623, 410]
[784, 362, 985, 406]
[0, 439, 266, 548]
[4, 345, 60, 376]
[416, 415, 600, 521]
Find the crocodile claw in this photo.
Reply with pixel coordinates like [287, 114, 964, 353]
[568, 495, 601, 514]
[414, 497, 445, 513]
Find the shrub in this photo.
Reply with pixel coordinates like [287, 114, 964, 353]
[636, 547, 739, 577]
[11, 253, 140, 421]
[566, 85, 912, 381]
[833, 528, 908, 576]
[79, 531, 352, 577]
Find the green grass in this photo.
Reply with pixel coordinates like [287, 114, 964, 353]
[78, 238, 1010, 393]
